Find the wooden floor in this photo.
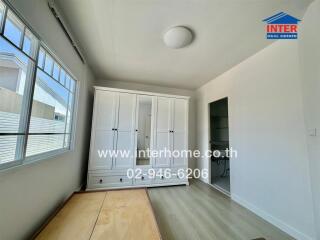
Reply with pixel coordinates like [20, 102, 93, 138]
[35, 180, 294, 240]
[35, 189, 161, 240]
[148, 180, 294, 240]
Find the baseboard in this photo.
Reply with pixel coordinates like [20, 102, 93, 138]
[231, 194, 314, 240]
[210, 183, 230, 197]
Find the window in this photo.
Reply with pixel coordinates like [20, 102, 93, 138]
[22, 29, 37, 58]
[0, 0, 77, 168]
[4, 10, 24, 47]
[27, 49, 76, 157]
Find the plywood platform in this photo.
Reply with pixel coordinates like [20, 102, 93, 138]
[35, 189, 161, 240]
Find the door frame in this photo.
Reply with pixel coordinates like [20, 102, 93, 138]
[207, 97, 231, 196]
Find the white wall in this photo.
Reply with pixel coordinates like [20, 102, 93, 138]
[196, 40, 316, 239]
[0, 0, 94, 239]
[299, 0, 320, 238]
[95, 79, 197, 169]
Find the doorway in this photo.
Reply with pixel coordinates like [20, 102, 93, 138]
[209, 98, 230, 194]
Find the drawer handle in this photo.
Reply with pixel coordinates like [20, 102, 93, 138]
[120, 178, 123, 182]
[161, 176, 164, 180]
[141, 176, 144, 180]
[99, 179, 103, 184]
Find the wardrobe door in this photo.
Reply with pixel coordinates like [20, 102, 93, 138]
[113, 93, 136, 169]
[134, 95, 154, 168]
[154, 97, 172, 168]
[89, 91, 117, 170]
[172, 99, 188, 168]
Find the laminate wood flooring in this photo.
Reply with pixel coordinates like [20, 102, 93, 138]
[148, 180, 294, 240]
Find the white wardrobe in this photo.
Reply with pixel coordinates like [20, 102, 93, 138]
[87, 87, 189, 190]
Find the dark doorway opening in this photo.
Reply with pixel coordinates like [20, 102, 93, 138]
[209, 98, 230, 193]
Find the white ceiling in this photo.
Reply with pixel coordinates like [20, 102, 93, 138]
[56, 0, 313, 90]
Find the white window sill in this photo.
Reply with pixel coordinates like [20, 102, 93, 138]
[0, 148, 73, 176]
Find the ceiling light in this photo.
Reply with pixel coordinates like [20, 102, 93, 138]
[163, 26, 193, 49]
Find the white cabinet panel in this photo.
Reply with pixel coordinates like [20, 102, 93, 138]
[156, 97, 172, 132]
[173, 98, 188, 133]
[154, 97, 172, 168]
[113, 93, 136, 170]
[172, 132, 188, 167]
[95, 91, 117, 130]
[114, 131, 135, 169]
[154, 132, 171, 167]
[172, 98, 188, 167]
[117, 93, 136, 131]
[90, 130, 114, 170]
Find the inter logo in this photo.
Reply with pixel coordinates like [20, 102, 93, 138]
[263, 12, 301, 39]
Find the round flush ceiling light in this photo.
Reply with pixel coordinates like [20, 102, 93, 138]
[163, 26, 194, 49]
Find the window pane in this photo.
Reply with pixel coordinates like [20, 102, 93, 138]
[37, 48, 45, 68]
[0, 37, 34, 133]
[59, 68, 65, 85]
[29, 69, 68, 134]
[65, 92, 74, 134]
[4, 10, 24, 47]
[0, 1, 5, 31]
[23, 29, 37, 59]
[70, 78, 76, 92]
[44, 54, 53, 75]
[26, 134, 65, 157]
[65, 74, 71, 89]
[52, 63, 60, 80]
[0, 135, 19, 164]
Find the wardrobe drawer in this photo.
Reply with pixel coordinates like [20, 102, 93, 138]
[133, 175, 153, 186]
[88, 175, 132, 188]
[153, 172, 187, 184]
[154, 175, 175, 184]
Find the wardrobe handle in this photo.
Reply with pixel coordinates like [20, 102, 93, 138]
[120, 178, 123, 182]
[161, 176, 164, 180]
[99, 179, 103, 184]
[135, 129, 138, 132]
[141, 176, 144, 180]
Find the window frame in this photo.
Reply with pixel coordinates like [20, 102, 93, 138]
[0, 0, 79, 171]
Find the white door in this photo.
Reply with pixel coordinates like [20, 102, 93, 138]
[89, 91, 117, 170]
[90, 130, 114, 170]
[172, 99, 188, 167]
[113, 93, 136, 169]
[95, 91, 117, 131]
[154, 97, 172, 168]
